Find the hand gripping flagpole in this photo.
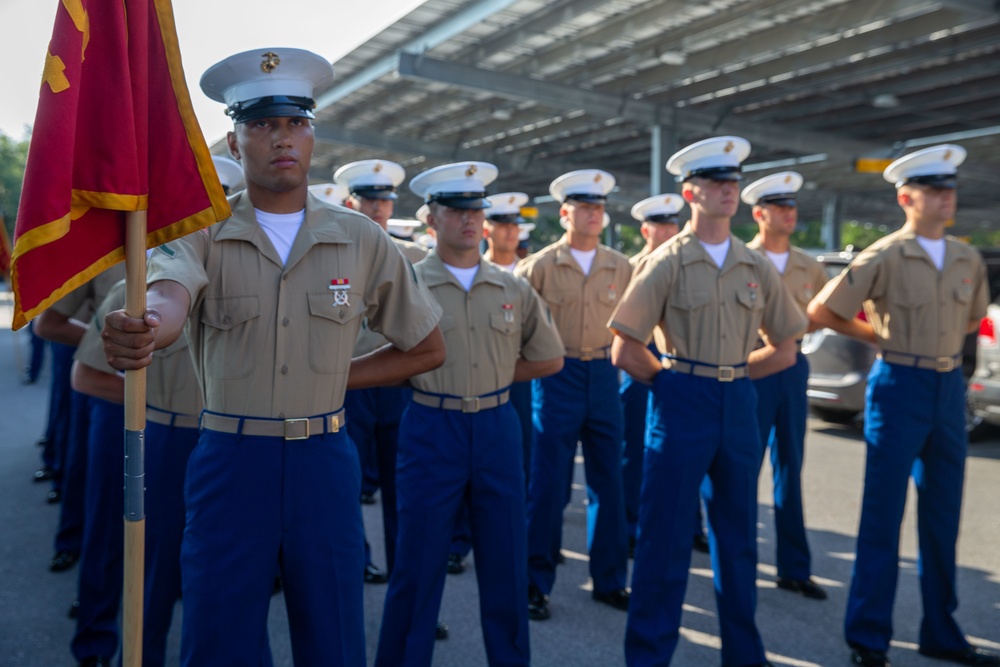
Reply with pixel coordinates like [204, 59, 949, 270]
[122, 211, 147, 667]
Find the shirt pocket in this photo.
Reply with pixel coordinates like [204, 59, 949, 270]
[489, 311, 521, 372]
[200, 296, 260, 379]
[307, 292, 365, 374]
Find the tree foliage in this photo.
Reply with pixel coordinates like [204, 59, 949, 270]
[0, 131, 29, 238]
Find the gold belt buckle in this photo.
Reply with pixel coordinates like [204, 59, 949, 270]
[283, 417, 310, 440]
[328, 414, 341, 433]
[935, 356, 955, 372]
[462, 397, 480, 413]
[717, 366, 736, 382]
[579, 347, 594, 361]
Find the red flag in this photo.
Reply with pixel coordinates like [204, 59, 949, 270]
[10, 0, 230, 330]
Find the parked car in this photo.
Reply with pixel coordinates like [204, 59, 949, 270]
[964, 249, 1000, 440]
[802, 250, 877, 424]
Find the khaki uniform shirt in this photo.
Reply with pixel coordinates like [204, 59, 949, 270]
[629, 246, 652, 268]
[746, 237, 828, 341]
[51, 263, 127, 322]
[75, 280, 203, 415]
[146, 191, 442, 418]
[609, 226, 806, 366]
[410, 253, 564, 396]
[515, 236, 632, 354]
[353, 238, 430, 357]
[813, 227, 988, 357]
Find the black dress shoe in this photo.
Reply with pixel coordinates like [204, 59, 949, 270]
[850, 645, 890, 667]
[528, 585, 550, 621]
[919, 646, 1000, 665]
[364, 563, 388, 584]
[359, 492, 376, 505]
[33, 467, 54, 482]
[78, 658, 110, 667]
[592, 587, 630, 611]
[68, 599, 80, 619]
[46, 489, 62, 504]
[776, 577, 828, 600]
[555, 551, 565, 565]
[435, 621, 448, 640]
[692, 533, 710, 553]
[50, 550, 79, 572]
[446, 553, 465, 575]
[271, 575, 283, 595]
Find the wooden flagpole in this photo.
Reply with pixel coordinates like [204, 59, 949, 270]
[122, 210, 147, 667]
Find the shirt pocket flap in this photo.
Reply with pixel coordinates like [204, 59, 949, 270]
[672, 290, 711, 311]
[308, 292, 364, 324]
[201, 296, 260, 331]
[489, 311, 518, 335]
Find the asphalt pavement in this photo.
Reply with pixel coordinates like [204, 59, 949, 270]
[0, 285, 998, 666]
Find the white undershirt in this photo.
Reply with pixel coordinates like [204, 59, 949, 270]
[444, 263, 479, 291]
[700, 238, 731, 268]
[496, 261, 518, 273]
[764, 250, 790, 275]
[916, 235, 946, 271]
[570, 247, 597, 276]
[255, 208, 305, 265]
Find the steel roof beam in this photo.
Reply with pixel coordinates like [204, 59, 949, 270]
[313, 0, 523, 110]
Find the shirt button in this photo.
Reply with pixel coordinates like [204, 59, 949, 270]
[473, 363, 478, 368]
[282, 318, 290, 326]
[222, 316, 231, 325]
[281, 365, 288, 375]
[470, 326, 476, 332]
[278, 412, 285, 419]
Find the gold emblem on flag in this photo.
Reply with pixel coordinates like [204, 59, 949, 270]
[260, 52, 281, 73]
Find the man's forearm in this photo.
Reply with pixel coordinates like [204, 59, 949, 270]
[611, 333, 661, 384]
[347, 327, 446, 390]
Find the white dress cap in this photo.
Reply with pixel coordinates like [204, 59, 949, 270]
[740, 171, 803, 206]
[200, 48, 334, 122]
[409, 162, 499, 209]
[415, 204, 430, 225]
[549, 169, 615, 203]
[212, 156, 244, 192]
[883, 144, 966, 189]
[333, 160, 406, 200]
[486, 192, 529, 221]
[518, 222, 536, 241]
[387, 219, 421, 239]
[666, 136, 751, 181]
[308, 182, 349, 206]
[630, 193, 686, 222]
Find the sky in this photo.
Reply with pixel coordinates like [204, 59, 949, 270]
[0, 0, 425, 145]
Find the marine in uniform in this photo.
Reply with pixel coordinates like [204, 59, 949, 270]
[516, 169, 632, 620]
[375, 162, 564, 667]
[334, 158, 424, 585]
[620, 193, 685, 554]
[808, 145, 998, 667]
[71, 280, 232, 667]
[610, 136, 805, 667]
[35, 264, 125, 579]
[101, 48, 444, 666]
[742, 171, 829, 600]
